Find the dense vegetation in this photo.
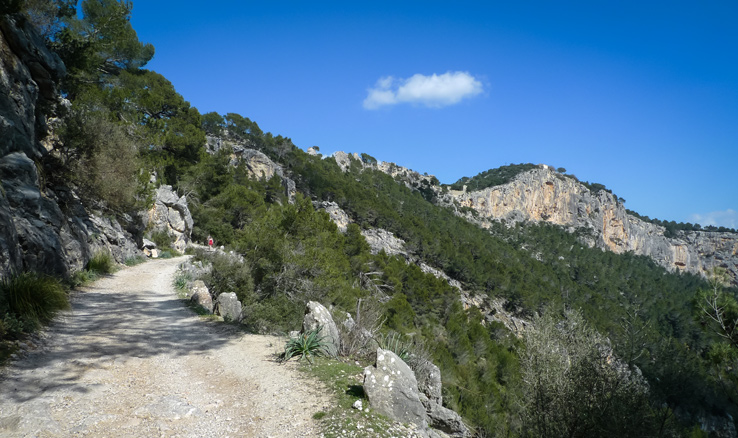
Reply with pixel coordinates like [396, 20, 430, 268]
[448, 163, 537, 191]
[5, 1, 738, 436]
[182, 112, 738, 434]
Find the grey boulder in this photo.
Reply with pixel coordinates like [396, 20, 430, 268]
[302, 301, 340, 357]
[363, 348, 428, 429]
[215, 292, 242, 323]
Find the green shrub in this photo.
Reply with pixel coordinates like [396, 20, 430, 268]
[61, 106, 141, 212]
[204, 253, 254, 303]
[0, 272, 69, 331]
[69, 269, 98, 288]
[1, 312, 35, 338]
[88, 250, 115, 274]
[173, 272, 192, 294]
[150, 230, 173, 250]
[283, 327, 329, 363]
[124, 255, 147, 266]
[158, 250, 174, 259]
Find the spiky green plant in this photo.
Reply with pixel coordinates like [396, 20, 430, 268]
[283, 327, 329, 363]
[377, 331, 412, 361]
[0, 272, 69, 330]
[173, 272, 192, 294]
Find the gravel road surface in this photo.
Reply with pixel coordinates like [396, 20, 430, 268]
[0, 257, 330, 437]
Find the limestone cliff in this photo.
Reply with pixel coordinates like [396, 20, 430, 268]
[448, 166, 738, 285]
[0, 14, 142, 277]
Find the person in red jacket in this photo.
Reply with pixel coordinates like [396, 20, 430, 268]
[208, 235, 214, 250]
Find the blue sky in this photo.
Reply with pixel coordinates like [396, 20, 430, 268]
[130, 1, 738, 227]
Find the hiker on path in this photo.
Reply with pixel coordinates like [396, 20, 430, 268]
[208, 235, 214, 250]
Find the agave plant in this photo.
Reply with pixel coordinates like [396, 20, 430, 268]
[283, 326, 329, 363]
[377, 331, 412, 361]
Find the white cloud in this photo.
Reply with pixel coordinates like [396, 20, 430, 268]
[363, 71, 483, 109]
[689, 209, 738, 229]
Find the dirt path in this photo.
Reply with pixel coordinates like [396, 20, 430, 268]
[0, 257, 330, 437]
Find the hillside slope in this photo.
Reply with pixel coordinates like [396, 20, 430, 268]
[446, 165, 738, 285]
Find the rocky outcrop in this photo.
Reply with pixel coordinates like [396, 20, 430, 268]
[315, 201, 351, 232]
[0, 16, 141, 277]
[332, 151, 355, 172]
[146, 185, 193, 253]
[302, 301, 340, 357]
[361, 228, 407, 257]
[0, 15, 65, 159]
[418, 263, 463, 290]
[206, 136, 296, 203]
[332, 151, 439, 192]
[448, 166, 738, 285]
[0, 141, 141, 280]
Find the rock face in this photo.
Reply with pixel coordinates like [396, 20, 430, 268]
[215, 292, 242, 322]
[315, 201, 351, 232]
[206, 136, 296, 203]
[0, 15, 65, 159]
[363, 348, 428, 428]
[302, 301, 340, 357]
[147, 185, 193, 252]
[361, 228, 407, 257]
[448, 166, 738, 285]
[0, 16, 141, 278]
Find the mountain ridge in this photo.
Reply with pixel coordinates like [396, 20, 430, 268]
[333, 153, 738, 286]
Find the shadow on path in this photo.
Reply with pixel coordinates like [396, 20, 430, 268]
[0, 258, 244, 404]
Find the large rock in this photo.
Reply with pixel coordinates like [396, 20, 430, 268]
[425, 403, 470, 438]
[147, 185, 193, 252]
[363, 348, 428, 428]
[302, 301, 340, 357]
[189, 280, 213, 314]
[178, 258, 212, 282]
[417, 361, 443, 406]
[215, 292, 242, 322]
